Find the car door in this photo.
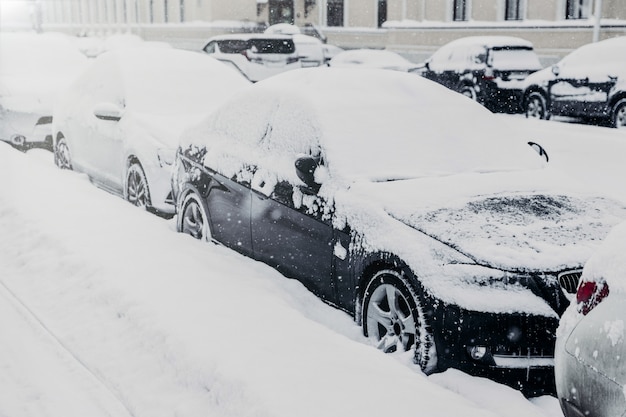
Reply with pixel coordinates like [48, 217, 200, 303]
[548, 48, 616, 118]
[69, 62, 125, 193]
[250, 174, 336, 303]
[204, 171, 254, 257]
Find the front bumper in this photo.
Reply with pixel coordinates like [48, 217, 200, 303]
[432, 304, 558, 396]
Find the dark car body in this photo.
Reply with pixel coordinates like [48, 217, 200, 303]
[522, 36, 626, 128]
[172, 68, 626, 396]
[420, 36, 542, 113]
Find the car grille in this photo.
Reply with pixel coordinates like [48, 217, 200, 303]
[558, 269, 583, 294]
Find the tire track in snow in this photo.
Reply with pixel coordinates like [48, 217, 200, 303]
[0, 279, 136, 417]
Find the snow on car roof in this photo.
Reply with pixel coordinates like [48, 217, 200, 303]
[182, 67, 544, 183]
[206, 33, 295, 41]
[582, 220, 626, 294]
[329, 49, 415, 69]
[441, 36, 535, 49]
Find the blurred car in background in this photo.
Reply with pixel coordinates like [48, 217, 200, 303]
[522, 36, 626, 129]
[53, 47, 250, 215]
[420, 36, 542, 113]
[202, 33, 301, 81]
[555, 221, 626, 417]
[0, 32, 89, 150]
[264, 23, 342, 66]
[172, 67, 626, 396]
[328, 49, 421, 72]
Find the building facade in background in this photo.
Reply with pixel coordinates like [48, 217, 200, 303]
[29, 0, 626, 61]
[40, 0, 626, 28]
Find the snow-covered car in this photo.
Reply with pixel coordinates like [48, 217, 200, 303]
[328, 48, 421, 72]
[172, 67, 626, 395]
[0, 32, 89, 150]
[264, 23, 342, 66]
[202, 33, 301, 82]
[53, 47, 250, 215]
[420, 36, 542, 113]
[522, 36, 626, 129]
[555, 221, 626, 417]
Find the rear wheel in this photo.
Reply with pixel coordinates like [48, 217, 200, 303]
[525, 92, 549, 120]
[612, 99, 626, 129]
[460, 85, 478, 101]
[362, 270, 437, 373]
[54, 137, 72, 169]
[125, 163, 151, 209]
[179, 192, 211, 241]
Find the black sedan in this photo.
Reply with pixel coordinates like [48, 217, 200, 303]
[172, 67, 626, 396]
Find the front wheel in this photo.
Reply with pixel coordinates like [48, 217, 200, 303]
[125, 162, 151, 209]
[612, 98, 626, 129]
[525, 92, 549, 120]
[459, 85, 478, 101]
[54, 137, 72, 169]
[362, 270, 437, 373]
[179, 192, 211, 241]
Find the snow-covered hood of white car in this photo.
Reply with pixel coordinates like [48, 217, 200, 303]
[357, 169, 626, 272]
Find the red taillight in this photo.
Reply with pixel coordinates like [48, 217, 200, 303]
[576, 280, 609, 315]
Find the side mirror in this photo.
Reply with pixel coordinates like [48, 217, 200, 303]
[551, 65, 560, 77]
[295, 156, 321, 193]
[528, 141, 549, 163]
[94, 102, 124, 121]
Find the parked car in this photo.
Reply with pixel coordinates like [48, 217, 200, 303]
[420, 36, 542, 113]
[0, 32, 89, 150]
[523, 36, 626, 129]
[264, 23, 343, 66]
[53, 47, 250, 215]
[202, 33, 302, 81]
[172, 67, 626, 395]
[328, 49, 422, 72]
[555, 221, 626, 417]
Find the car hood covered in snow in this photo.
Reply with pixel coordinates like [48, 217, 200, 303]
[369, 170, 626, 273]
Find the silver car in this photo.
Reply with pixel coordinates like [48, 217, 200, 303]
[53, 47, 250, 215]
[555, 221, 626, 416]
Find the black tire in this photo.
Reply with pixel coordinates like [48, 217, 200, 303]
[362, 270, 437, 373]
[125, 162, 151, 209]
[459, 85, 478, 101]
[54, 136, 72, 169]
[178, 192, 211, 241]
[525, 92, 549, 120]
[612, 98, 626, 129]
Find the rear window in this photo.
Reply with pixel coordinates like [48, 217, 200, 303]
[217, 39, 295, 54]
[488, 47, 542, 71]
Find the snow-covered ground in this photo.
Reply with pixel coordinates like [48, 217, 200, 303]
[2, 113, 625, 416]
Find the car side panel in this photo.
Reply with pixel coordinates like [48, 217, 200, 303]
[250, 186, 336, 303]
[205, 173, 253, 256]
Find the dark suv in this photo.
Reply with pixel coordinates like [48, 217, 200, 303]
[522, 36, 626, 129]
[420, 36, 542, 113]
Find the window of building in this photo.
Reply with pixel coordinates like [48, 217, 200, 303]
[505, 0, 523, 20]
[566, 0, 591, 19]
[453, 0, 468, 21]
[327, 0, 344, 27]
[269, 0, 294, 25]
[378, 0, 387, 27]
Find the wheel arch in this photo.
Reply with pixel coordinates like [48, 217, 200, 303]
[354, 252, 420, 325]
[523, 86, 550, 107]
[608, 91, 626, 112]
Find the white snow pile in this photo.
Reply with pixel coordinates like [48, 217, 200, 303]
[0, 31, 89, 113]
